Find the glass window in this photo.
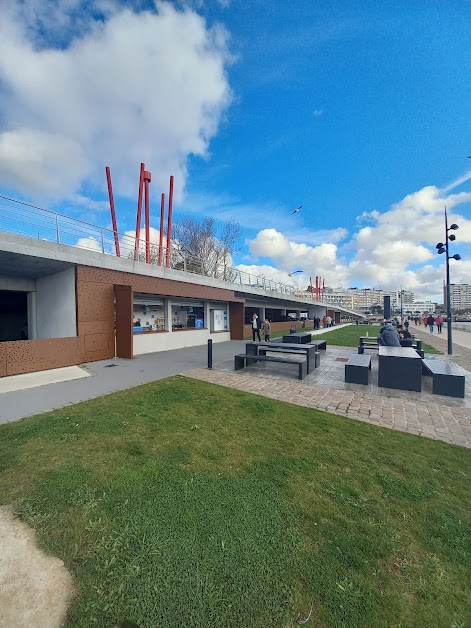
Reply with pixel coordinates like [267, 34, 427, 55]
[171, 302, 205, 329]
[133, 303, 165, 331]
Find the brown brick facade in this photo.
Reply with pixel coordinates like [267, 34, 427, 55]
[1, 264, 244, 377]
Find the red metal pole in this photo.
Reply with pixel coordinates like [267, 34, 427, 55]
[309, 276, 313, 298]
[134, 162, 145, 260]
[315, 276, 319, 299]
[143, 170, 151, 263]
[158, 192, 165, 266]
[322, 278, 325, 300]
[165, 175, 174, 268]
[105, 166, 120, 257]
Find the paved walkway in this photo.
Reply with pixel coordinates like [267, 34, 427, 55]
[1, 324, 471, 449]
[186, 342, 471, 449]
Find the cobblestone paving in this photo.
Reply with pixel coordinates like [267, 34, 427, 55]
[186, 344, 471, 449]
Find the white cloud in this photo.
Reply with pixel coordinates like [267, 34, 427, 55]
[312, 108, 324, 117]
[244, 179, 471, 300]
[0, 1, 232, 201]
[76, 235, 102, 252]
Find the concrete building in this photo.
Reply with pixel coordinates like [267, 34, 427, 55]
[0, 223, 362, 378]
[447, 283, 471, 310]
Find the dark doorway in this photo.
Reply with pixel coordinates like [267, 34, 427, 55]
[0, 291, 28, 341]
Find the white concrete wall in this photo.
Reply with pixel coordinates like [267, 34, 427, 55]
[36, 268, 77, 339]
[133, 329, 231, 355]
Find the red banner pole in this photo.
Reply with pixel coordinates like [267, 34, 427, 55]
[105, 166, 120, 257]
[158, 193, 165, 266]
[165, 175, 174, 268]
[144, 170, 151, 263]
[134, 162, 145, 261]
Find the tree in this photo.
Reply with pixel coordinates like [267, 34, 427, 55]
[172, 217, 242, 280]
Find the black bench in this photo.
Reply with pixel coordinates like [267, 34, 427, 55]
[422, 359, 465, 398]
[309, 340, 327, 351]
[358, 337, 379, 354]
[235, 354, 307, 380]
[283, 332, 311, 344]
[345, 353, 371, 384]
[258, 345, 320, 373]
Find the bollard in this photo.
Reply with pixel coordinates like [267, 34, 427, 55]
[207, 339, 213, 369]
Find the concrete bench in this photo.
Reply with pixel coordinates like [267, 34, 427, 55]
[258, 345, 320, 373]
[358, 341, 379, 355]
[345, 353, 372, 384]
[422, 359, 465, 398]
[235, 353, 307, 380]
[309, 340, 327, 351]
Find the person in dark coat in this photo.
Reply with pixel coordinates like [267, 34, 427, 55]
[379, 322, 401, 347]
[426, 314, 435, 333]
[251, 313, 262, 341]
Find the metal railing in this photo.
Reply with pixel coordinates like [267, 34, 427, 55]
[0, 195, 311, 299]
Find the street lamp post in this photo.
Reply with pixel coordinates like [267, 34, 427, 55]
[436, 207, 461, 355]
[289, 270, 303, 292]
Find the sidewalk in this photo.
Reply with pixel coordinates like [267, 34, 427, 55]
[1, 325, 471, 450]
[0, 325, 348, 423]
[411, 325, 471, 371]
[0, 340, 247, 424]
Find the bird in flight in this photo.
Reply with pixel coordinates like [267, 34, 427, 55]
[291, 205, 303, 215]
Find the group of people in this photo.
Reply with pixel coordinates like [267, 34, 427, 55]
[379, 320, 414, 347]
[251, 313, 271, 342]
[251, 312, 335, 341]
[411, 314, 444, 333]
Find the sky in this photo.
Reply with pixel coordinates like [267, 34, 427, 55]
[0, 0, 470, 301]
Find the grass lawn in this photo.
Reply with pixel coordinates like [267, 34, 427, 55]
[1, 377, 469, 627]
[255, 324, 441, 355]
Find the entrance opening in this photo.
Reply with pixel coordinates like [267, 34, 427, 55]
[0, 291, 28, 341]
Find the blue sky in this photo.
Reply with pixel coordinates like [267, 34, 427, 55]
[0, 0, 470, 299]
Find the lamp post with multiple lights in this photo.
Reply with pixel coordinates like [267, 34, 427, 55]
[436, 207, 461, 355]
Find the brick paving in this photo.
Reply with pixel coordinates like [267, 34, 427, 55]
[186, 342, 471, 449]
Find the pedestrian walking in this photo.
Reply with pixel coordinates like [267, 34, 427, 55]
[261, 318, 271, 342]
[251, 313, 261, 341]
[426, 313, 435, 333]
[436, 314, 444, 334]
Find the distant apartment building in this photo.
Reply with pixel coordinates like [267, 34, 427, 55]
[403, 300, 438, 315]
[322, 287, 401, 312]
[446, 283, 471, 310]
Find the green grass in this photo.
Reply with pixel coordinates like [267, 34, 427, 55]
[1, 377, 469, 627]
[255, 324, 441, 354]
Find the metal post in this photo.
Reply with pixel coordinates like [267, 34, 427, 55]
[165, 175, 174, 268]
[55, 214, 60, 243]
[445, 208, 453, 355]
[105, 166, 121, 257]
[158, 193, 165, 266]
[134, 163, 145, 261]
[100, 228, 105, 253]
[144, 170, 151, 264]
[207, 339, 213, 369]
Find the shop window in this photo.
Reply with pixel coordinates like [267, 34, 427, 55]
[171, 302, 204, 329]
[210, 307, 228, 331]
[133, 302, 165, 331]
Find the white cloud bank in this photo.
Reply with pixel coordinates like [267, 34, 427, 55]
[0, 0, 231, 201]
[244, 182, 471, 299]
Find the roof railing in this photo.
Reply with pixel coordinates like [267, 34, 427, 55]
[0, 194, 313, 299]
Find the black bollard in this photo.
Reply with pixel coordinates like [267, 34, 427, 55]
[207, 339, 213, 369]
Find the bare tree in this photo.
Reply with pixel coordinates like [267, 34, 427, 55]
[172, 216, 241, 279]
